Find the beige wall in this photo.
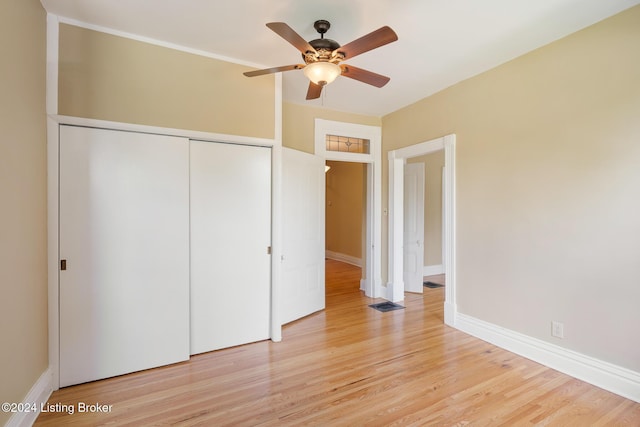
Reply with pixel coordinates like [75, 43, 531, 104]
[0, 1, 48, 424]
[58, 24, 275, 139]
[382, 5, 640, 372]
[325, 161, 365, 260]
[283, 102, 381, 153]
[408, 151, 444, 266]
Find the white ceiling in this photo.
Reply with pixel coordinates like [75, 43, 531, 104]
[40, 0, 639, 117]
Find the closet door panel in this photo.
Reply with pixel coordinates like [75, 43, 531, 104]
[190, 141, 271, 354]
[59, 126, 190, 387]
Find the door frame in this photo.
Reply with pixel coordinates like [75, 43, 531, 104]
[315, 119, 383, 298]
[387, 134, 456, 326]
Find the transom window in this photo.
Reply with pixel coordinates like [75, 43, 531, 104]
[326, 134, 370, 154]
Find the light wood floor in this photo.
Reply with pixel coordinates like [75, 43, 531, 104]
[36, 260, 639, 426]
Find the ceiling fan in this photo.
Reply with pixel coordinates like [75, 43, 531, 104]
[243, 20, 398, 100]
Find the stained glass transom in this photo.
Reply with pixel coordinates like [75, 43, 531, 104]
[325, 134, 370, 154]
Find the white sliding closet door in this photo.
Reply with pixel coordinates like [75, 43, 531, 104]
[190, 140, 271, 355]
[59, 126, 190, 387]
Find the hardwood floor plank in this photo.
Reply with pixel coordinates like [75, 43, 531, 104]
[35, 259, 639, 426]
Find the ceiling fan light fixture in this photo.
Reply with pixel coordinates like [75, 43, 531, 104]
[303, 61, 341, 86]
[245, 21, 397, 100]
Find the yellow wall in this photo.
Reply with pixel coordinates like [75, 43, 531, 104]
[325, 161, 365, 260]
[283, 102, 381, 153]
[408, 151, 444, 266]
[382, 6, 640, 371]
[0, 1, 48, 424]
[58, 24, 275, 139]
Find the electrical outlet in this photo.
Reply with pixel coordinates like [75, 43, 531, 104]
[551, 321, 564, 338]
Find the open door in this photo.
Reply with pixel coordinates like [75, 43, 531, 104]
[281, 148, 325, 324]
[403, 162, 425, 293]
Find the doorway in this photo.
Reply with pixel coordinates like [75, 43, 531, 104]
[404, 151, 446, 294]
[325, 160, 367, 293]
[314, 119, 382, 299]
[388, 134, 456, 326]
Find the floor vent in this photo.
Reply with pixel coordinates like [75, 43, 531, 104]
[424, 281, 444, 288]
[369, 301, 405, 312]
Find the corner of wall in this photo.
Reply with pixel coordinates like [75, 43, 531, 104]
[5, 367, 54, 427]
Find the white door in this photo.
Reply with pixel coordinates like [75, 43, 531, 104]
[190, 141, 271, 354]
[281, 148, 325, 324]
[59, 126, 190, 387]
[403, 162, 425, 293]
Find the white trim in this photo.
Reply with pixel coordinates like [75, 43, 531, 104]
[455, 313, 640, 403]
[49, 115, 277, 147]
[56, 16, 268, 69]
[443, 136, 456, 325]
[271, 73, 283, 342]
[270, 143, 282, 342]
[315, 119, 382, 298]
[441, 166, 446, 271]
[46, 14, 58, 115]
[5, 367, 54, 427]
[274, 74, 282, 143]
[387, 135, 456, 325]
[46, 19, 60, 389]
[387, 152, 404, 301]
[369, 158, 383, 298]
[325, 250, 363, 267]
[45, 22, 60, 391]
[46, 117, 60, 390]
[423, 264, 444, 276]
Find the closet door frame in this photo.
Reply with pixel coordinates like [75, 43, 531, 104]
[47, 116, 282, 390]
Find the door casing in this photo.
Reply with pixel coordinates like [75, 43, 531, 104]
[388, 134, 456, 326]
[314, 119, 383, 298]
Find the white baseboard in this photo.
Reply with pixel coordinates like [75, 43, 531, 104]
[423, 264, 444, 276]
[444, 302, 456, 327]
[454, 313, 640, 403]
[6, 366, 54, 427]
[384, 282, 406, 302]
[325, 250, 362, 267]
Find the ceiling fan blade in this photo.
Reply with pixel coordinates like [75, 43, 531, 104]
[336, 26, 398, 60]
[243, 64, 304, 77]
[306, 82, 323, 100]
[266, 22, 317, 55]
[340, 65, 390, 88]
